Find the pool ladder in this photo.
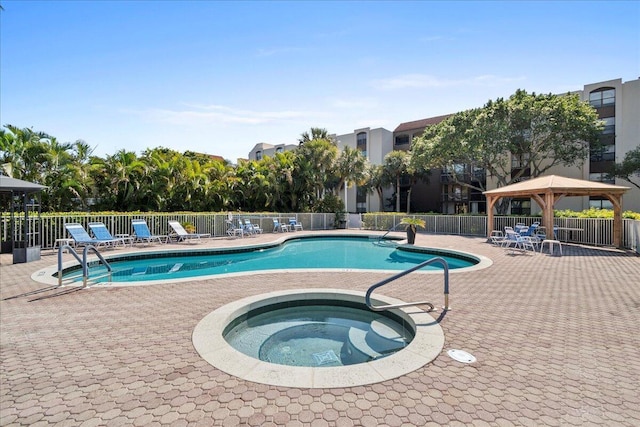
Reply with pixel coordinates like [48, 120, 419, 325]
[376, 223, 404, 245]
[365, 257, 450, 312]
[57, 245, 112, 287]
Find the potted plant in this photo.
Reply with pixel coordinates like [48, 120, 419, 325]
[334, 210, 347, 229]
[400, 217, 426, 244]
[182, 221, 196, 234]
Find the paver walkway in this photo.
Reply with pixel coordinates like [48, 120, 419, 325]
[1, 231, 639, 426]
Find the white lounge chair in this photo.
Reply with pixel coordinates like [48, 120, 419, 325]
[226, 220, 244, 238]
[168, 220, 211, 243]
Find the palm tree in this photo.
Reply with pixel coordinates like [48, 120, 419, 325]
[97, 150, 147, 210]
[296, 138, 338, 202]
[297, 127, 331, 145]
[382, 150, 410, 212]
[334, 146, 368, 211]
[363, 164, 387, 211]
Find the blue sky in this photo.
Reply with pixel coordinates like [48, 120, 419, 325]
[1, 1, 638, 162]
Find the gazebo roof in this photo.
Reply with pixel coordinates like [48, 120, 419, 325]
[0, 176, 48, 194]
[482, 174, 630, 248]
[483, 175, 629, 197]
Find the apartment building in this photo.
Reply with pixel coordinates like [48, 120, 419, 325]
[335, 127, 393, 212]
[247, 142, 299, 161]
[248, 77, 639, 214]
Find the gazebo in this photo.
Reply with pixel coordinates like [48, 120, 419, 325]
[0, 175, 47, 263]
[483, 175, 630, 248]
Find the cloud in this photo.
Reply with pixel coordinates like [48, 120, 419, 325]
[329, 97, 380, 109]
[126, 104, 315, 126]
[371, 74, 526, 90]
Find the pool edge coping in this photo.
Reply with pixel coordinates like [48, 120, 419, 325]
[192, 289, 445, 389]
[31, 233, 493, 287]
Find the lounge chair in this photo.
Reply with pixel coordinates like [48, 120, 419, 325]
[131, 219, 167, 245]
[502, 229, 536, 254]
[288, 218, 303, 231]
[273, 219, 290, 232]
[243, 219, 263, 235]
[168, 220, 211, 243]
[65, 223, 118, 248]
[88, 222, 132, 247]
[226, 219, 244, 238]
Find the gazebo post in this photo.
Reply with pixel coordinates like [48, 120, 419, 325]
[608, 194, 624, 248]
[543, 191, 555, 239]
[486, 195, 497, 239]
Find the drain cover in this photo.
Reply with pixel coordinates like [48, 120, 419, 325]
[447, 349, 476, 363]
[312, 350, 339, 365]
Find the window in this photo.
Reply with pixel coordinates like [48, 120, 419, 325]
[510, 199, 531, 215]
[590, 144, 615, 162]
[395, 135, 410, 146]
[275, 147, 284, 153]
[589, 198, 613, 209]
[511, 153, 530, 169]
[601, 116, 615, 135]
[255, 151, 262, 161]
[356, 132, 367, 157]
[356, 187, 367, 213]
[589, 172, 615, 184]
[589, 88, 615, 108]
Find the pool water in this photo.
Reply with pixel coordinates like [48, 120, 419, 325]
[63, 237, 476, 283]
[224, 302, 414, 367]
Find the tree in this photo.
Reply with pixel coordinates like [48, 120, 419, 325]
[363, 164, 387, 211]
[382, 150, 410, 212]
[0, 125, 51, 181]
[298, 127, 331, 145]
[295, 137, 338, 205]
[334, 146, 368, 211]
[608, 147, 640, 190]
[412, 89, 603, 213]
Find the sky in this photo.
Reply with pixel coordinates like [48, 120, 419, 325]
[1, 1, 639, 162]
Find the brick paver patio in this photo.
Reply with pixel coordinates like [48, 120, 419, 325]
[1, 231, 639, 426]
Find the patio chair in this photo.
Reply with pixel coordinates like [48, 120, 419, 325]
[168, 220, 211, 243]
[273, 218, 290, 232]
[131, 219, 167, 245]
[489, 230, 505, 246]
[226, 219, 244, 238]
[502, 229, 536, 254]
[288, 218, 303, 231]
[243, 219, 263, 235]
[88, 222, 131, 247]
[65, 223, 116, 248]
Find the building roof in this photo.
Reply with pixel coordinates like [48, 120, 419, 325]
[393, 114, 453, 133]
[0, 176, 48, 193]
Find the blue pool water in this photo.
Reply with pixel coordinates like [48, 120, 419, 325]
[224, 301, 414, 367]
[62, 237, 477, 283]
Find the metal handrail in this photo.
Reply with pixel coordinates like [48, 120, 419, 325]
[377, 223, 404, 244]
[365, 256, 450, 312]
[57, 244, 112, 287]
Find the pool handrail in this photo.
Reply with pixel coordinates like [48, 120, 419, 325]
[377, 222, 405, 243]
[365, 256, 450, 312]
[57, 244, 112, 287]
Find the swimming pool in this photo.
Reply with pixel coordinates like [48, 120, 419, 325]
[47, 235, 489, 285]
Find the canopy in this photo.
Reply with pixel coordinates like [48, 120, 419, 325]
[483, 175, 630, 247]
[0, 176, 47, 194]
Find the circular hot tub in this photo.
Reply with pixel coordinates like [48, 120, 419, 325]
[193, 289, 444, 388]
